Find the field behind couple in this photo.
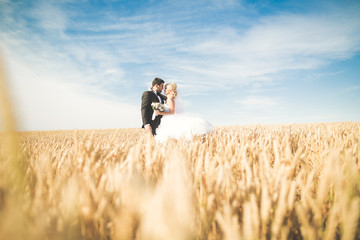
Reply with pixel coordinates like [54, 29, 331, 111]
[0, 122, 359, 240]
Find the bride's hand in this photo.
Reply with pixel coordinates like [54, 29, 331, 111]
[154, 110, 162, 115]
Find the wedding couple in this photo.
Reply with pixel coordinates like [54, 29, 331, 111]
[141, 77, 213, 142]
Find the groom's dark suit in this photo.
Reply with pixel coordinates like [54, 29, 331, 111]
[141, 90, 167, 135]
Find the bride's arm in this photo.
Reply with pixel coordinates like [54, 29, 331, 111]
[156, 98, 175, 115]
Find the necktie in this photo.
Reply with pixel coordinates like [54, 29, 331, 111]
[156, 92, 163, 104]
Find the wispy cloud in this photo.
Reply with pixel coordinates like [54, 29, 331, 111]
[1, 0, 360, 129]
[329, 85, 360, 96]
[181, 13, 360, 84]
[29, 1, 67, 34]
[236, 95, 283, 109]
[3, 0, 359, 93]
[3, 47, 140, 131]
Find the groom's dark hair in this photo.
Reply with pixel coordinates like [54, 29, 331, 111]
[152, 77, 165, 86]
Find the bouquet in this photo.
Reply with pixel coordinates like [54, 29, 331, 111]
[151, 102, 165, 111]
[151, 102, 164, 120]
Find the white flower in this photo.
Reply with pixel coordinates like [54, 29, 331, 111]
[151, 102, 165, 111]
[151, 102, 165, 120]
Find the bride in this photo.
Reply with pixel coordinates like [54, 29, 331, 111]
[154, 82, 214, 142]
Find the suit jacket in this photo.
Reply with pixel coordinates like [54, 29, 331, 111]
[141, 90, 167, 134]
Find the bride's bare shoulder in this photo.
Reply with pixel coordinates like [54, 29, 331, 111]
[167, 96, 175, 103]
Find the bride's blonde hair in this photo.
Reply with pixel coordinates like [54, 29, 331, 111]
[165, 83, 177, 98]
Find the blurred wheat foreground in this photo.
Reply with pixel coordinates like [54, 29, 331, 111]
[0, 123, 359, 239]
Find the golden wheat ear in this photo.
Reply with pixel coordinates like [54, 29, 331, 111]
[0, 54, 24, 192]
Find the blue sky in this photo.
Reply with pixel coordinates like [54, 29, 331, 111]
[1, 0, 359, 131]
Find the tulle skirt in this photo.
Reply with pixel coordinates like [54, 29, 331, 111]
[156, 114, 214, 143]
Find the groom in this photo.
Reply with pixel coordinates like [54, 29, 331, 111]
[141, 77, 167, 135]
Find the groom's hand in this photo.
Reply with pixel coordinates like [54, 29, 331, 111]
[145, 124, 152, 133]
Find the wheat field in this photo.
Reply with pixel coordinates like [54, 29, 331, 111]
[1, 57, 359, 240]
[0, 122, 359, 240]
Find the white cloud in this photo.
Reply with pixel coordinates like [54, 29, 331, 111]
[15, 80, 140, 131]
[3, 1, 360, 93]
[237, 96, 281, 109]
[209, 0, 241, 9]
[329, 85, 360, 97]
[30, 1, 67, 34]
[1, 0, 360, 129]
[7, 1, 357, 94]
[178, 12, 360, 84]
[242, 14, 360, 59]
[2, 44, 140, 131]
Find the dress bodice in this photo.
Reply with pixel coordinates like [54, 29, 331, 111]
[163, 104, 170, 113]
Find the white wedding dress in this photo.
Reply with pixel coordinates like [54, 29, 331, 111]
[155, 93, 214, 143]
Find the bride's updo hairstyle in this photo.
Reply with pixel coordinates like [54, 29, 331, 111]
[165, 83, 177, 98]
